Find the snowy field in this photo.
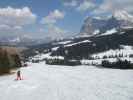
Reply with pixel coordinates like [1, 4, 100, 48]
[0, 62, 133, 100]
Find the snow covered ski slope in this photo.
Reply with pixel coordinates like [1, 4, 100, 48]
[0, 62, 133, 100]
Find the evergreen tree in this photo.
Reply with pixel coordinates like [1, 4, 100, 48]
[0, 49, 10, 74]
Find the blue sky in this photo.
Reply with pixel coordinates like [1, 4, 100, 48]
[0, 0, 132, 39]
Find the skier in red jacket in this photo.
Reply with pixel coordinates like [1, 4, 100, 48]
[16, 70, 22, 80]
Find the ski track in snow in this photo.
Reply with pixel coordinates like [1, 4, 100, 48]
[0, 62, 133, 100]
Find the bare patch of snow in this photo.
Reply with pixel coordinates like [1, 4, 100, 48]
[30, 53, 64, 62]
[93, 29, 100, 35]
[65, 40, 91, 47]
[100, 28, 117, 36]
[76, 34, 91, 38]
[52, 47, 59, 51]
[58, 41, 72, 45]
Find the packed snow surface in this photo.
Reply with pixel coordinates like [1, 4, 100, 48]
[0, 61, 133, 100]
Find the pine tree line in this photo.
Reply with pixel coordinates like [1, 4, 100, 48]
[0, 48, 22, 75]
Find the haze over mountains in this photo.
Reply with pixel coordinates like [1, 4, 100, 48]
[1, 9, 133, 66]
[0, 35, 54, 46]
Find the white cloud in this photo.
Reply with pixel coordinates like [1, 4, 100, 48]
[64, 0, 78, 7]
[0, 7, 36, 26]
[0, 24, 22, 31]
[0, 25, 11, 30]
[93, 0, 133, 15]
[0, 6, 36, 37]
[62, 0, 96, 12]
[62, 0, 133, 15]
[40, 9, 67, 39]
[0, 24, 23, 37]
[41, 9, 65, 24]
[77, 1, 96, 12]
[13, 26, 22, 30]
[40, 24, 68, 40]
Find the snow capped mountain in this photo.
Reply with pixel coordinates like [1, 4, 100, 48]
[21, 11, 133, 67]
[28, 28, 133, 64]
[114, 10, 133, 22]
[80, 16, 119, 36]
[80, 10, 133, 36]
[114, 10, 133, 28]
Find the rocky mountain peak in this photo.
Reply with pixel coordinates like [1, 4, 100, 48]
[80, 10, 133, 36]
